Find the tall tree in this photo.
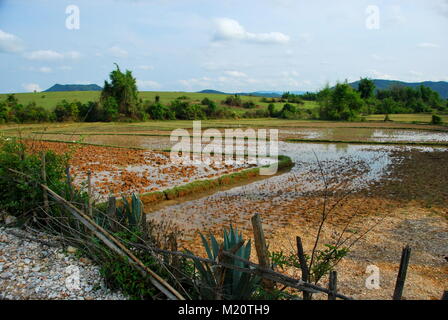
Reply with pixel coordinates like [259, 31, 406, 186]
[101, 64, 139, 117]
[357, 78, 376, 99]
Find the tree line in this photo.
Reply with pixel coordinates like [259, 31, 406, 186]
[315, 79, 447, 121]
[1, 68, 446, 124]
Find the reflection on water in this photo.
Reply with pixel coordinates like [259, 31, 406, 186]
[147, 142, 446, 238]
[281, 127, 448, 143]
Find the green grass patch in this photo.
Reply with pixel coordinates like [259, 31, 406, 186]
[140, 155, 293, 205]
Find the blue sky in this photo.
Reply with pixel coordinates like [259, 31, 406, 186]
[0, 0, 447, 93]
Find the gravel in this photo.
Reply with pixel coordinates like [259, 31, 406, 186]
[0, 226, 127, 300]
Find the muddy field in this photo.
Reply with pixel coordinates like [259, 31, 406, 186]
[23, 140, 253, 201]
[5, 121, 448, 300]
[146, 142, 448, 300]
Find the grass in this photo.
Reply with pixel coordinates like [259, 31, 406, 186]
[365, 113, 448, 123]
[0, 90, 319, 114]
[139, 155, 293, 206]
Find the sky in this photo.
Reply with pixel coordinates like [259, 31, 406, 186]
[0, 0, 447, 93]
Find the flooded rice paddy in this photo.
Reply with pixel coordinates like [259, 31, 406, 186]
[147, 142, 445, 238]
[6, 123, 448, 299]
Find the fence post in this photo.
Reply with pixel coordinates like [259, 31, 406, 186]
[251, 213, 274, 290]
[87, 170, 93, 217]
[441, 291, 448, 300]
[107, 196, 117, 232]
[66, 166, 74, 200]
[41, 152, 50, 213]
[393, 245, 411, 300]
[328, 271, 337, 300]
[296, 236, 311, 300]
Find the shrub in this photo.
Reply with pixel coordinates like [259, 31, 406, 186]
[318, 83, 364, 121]
[431, 114, 443, 125]
[54, 100, 79, 122]
[0, 138, 67, 219]
[223, 95, 242, 107]
[268, 103, 276, 117]
[10, 102, 51, 123]
[145, 102, 175, 120]
[279, 103, 302, 119]
[242, 101, 256, 109]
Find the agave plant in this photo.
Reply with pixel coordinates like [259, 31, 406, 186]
[188, 225, 259, 300]
[115, 193, 142, 229]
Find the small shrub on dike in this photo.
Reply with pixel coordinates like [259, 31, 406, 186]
[431, 114, 443, 125]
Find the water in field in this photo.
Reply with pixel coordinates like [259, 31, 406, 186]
[146, 141, 446, 241]
[279, 127, 448, 143]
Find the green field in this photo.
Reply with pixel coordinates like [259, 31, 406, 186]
[0, 90, 319, 115]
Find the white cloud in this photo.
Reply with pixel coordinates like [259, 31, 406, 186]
[437, 0, 448, 18]
[39, 67, 52, 73]
[368, 69, 394, 80]
[214, 18, 290, 44]
[108, 46, 128, 58]
[24, 50, 81, 61]
[60, 66, 72, 71]
[137, 80, 161, 90]
[224, 70, 247, 77]
[23, 83, 42, 92]
[417, 42, 439, 48]
[138, 65, 154, 70]
[0, 29, 24, 53]
[281, 71, 299, 77]
[65, 51, 81, 59]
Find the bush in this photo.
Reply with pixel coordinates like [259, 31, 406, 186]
[431, 114, 443, 125]
[10, 102, 51, 123]
[0, 138, 67, 218]
[223, 95, 242, 107]
[146, 102, 176, 120]
[268, 103, 276, 117]
[242, 101, 256, 109]
[279, 103, 302, 119]
[170, 99, 206, 120]
[318, 83, 364, 121]
[54, 100, 79, 122]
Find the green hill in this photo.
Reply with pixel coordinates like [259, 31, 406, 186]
[349, 79, 448, 99]
[45, 84, 102, 92]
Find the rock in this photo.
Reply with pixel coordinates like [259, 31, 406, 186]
[0, 227, 127, 300]
[0, 272, 13, 279]
[66, 246, 77, 254]
[4, 216, 17, 225]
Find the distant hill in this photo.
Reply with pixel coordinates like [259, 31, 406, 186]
[197, 89, 227, 95]
[197, 89, 307, 98]
[44, 84, 102, 92]
[348, 79, 448, 99]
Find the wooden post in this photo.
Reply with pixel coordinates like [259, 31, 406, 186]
[328, 271, 337, 300]
[296, 236, 311, 300]
[41, 152, 50, 213]
[251, 213, 274, 290]
[66, 166, 74, 200]
[87, 170, 93, 217]
[107, 196, 117, 232]
[393, 245, 411, 300]
[441, 291, 448, 300]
